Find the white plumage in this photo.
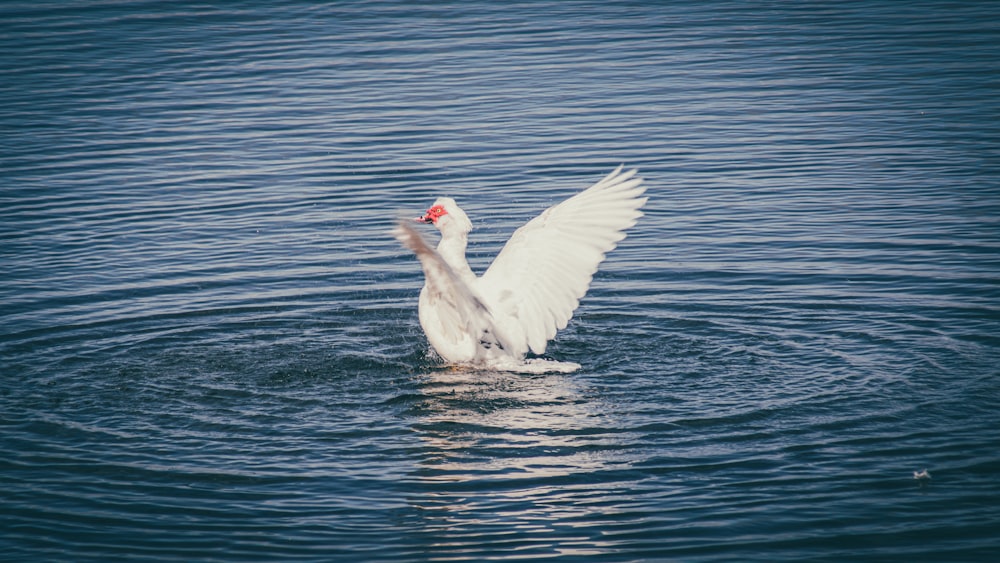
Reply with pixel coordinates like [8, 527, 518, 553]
[393, 165, 647, 371]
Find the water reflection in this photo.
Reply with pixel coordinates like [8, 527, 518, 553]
[407, 368, 630, 558]
[414, 369, 604, 478]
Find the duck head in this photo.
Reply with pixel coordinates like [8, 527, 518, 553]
[415, 197, 472, 235]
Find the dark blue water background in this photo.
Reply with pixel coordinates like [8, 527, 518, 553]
[2, 1, 999, 561]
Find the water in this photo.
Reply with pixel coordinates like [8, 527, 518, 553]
[2, 1, 999, 561]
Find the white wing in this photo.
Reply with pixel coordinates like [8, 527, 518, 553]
[393, 220, 502, 362]
[478, 166, 647, 356]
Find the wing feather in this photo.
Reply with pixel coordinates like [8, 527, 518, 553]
[394, 220, 499, 360]
[478, 166, 647, 356]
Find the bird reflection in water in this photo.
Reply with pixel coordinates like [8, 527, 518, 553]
[405, 368, 630, 559]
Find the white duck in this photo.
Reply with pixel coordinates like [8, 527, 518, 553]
[393, 165, 647, 371]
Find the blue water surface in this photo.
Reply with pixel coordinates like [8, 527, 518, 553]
[2, 1, 999, 561]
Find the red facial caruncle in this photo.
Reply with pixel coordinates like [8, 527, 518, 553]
[419, 204, 448, 224]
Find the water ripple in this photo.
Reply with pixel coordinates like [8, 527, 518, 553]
[2, 1, 999, 561]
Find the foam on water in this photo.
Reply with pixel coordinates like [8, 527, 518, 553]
[485, 357, 582, 375]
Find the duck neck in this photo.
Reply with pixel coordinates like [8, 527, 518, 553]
[436, 231, 476, 283]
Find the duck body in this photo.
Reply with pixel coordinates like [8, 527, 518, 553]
[393, 165, 647, 369]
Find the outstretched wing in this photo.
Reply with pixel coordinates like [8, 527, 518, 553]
[478, 165, 647, 356]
